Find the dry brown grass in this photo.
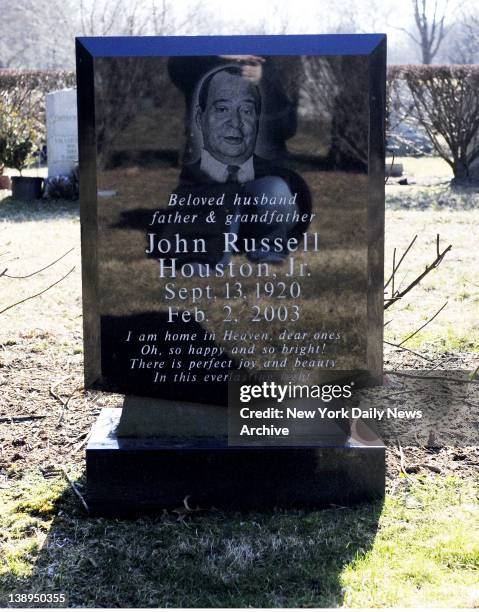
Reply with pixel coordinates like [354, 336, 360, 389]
[384, 207, 479, 352]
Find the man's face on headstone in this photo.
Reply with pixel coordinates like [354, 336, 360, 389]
[199, 71, 259, 165]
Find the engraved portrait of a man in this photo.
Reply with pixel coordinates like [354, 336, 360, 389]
[147, 63, 312, 269]
[197, 68, 260, 173]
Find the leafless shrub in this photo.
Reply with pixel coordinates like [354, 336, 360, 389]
[389, 64, 479, 181]
[302, 56, 369, 170]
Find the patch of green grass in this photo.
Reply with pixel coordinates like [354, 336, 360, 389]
[30, 342, 50, 354]
[342, 476, 479, 607]
[400, 324, 479, 352]
[1, 472, 477, 607]
[1, 475, 66, 591]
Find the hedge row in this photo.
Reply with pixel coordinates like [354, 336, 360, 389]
[0, 70, 75, 142]
[0, 69, 75, 92]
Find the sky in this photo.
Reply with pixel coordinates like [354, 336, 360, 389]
[170, 0, 462, 63]
[199, 0, 454, 30]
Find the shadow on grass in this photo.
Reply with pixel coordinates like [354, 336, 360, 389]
[0, 197, 79, 223]
[385, 185, 479, 211]
[2, 473, 383, 608]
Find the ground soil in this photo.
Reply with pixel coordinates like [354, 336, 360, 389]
[0, 331, 477, 488]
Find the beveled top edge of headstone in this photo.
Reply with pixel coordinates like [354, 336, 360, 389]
[75, 34, 387, 59]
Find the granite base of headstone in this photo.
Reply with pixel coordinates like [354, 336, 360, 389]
[86, 404, 385, 516]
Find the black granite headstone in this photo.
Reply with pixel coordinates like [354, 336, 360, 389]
[77, 34, 386, 515]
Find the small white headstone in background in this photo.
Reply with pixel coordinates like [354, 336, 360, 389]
[46, 88, 78, 177]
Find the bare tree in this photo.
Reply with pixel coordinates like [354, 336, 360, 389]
[0, 0, 212, 69]
[78, 0, 150, 36]
[448, 10, 479, 63]
[150, 0, 209, 35]
[302, 56, 370, 170]
[93, 56, 179, 169]
[0, 0, 74, 69]
[400, 0, 450, 64]
[77, 0, 210, 37]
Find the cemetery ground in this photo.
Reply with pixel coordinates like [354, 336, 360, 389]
[0, 158, 478, 607]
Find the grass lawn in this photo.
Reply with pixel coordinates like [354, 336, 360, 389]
[0, 157, 478, 607]
[1, 471, 477, 607]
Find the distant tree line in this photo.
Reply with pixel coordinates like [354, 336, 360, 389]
[0, 0, 214, 70]
[1, 0, 479, 70]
